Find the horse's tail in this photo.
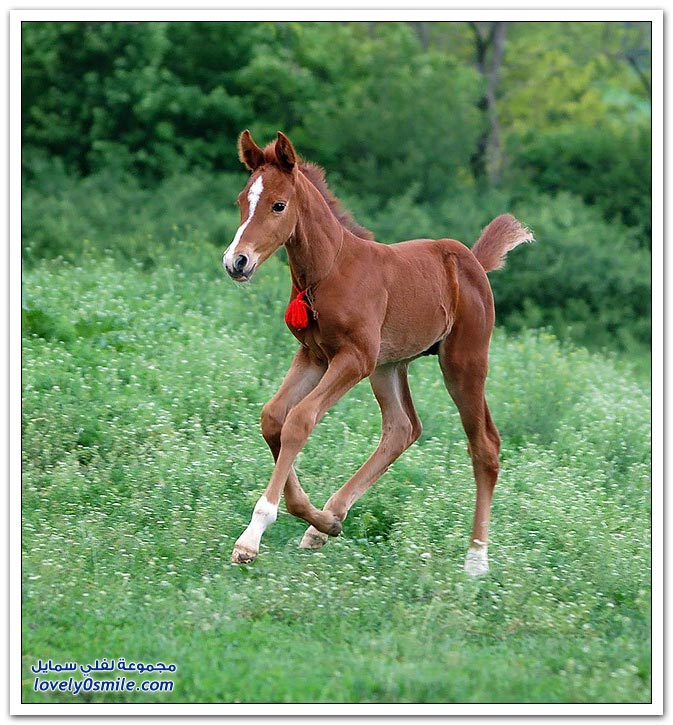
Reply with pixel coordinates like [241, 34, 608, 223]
[470, 214, 534, 273]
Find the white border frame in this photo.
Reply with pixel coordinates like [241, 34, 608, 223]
[9, 7, 663, 718]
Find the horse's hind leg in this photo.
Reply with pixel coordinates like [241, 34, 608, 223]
[299, 362, 422, 549]
[438, 337, 500, 576]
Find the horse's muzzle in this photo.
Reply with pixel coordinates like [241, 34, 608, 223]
[223, 253, 257, 282]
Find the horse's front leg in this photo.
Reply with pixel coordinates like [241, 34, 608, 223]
[231, 350, 371, 563]
[259, 348, 333, 528]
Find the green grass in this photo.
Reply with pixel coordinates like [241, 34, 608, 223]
[22, 245, 651, 704]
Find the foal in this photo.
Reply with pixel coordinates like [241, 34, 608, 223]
[223, 130, 532, 575]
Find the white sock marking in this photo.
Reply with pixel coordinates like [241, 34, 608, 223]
[223, 175, 264, 267]
[235, 495, 277, 553]
[464, 539, 489, 577]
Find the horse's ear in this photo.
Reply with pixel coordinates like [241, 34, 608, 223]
[238, 130, 265, 171]
[275, 131, 297, 172]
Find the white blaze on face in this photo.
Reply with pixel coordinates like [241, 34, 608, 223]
[223, 175, 264, 268]
[234, 495, 278, 554]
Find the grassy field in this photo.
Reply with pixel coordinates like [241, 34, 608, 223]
[21, 245, 651, 704]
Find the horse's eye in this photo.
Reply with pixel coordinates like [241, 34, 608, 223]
[272, 201, 287, 213]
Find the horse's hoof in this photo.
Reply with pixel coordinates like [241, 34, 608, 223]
[299, 527, 328, 549]
[231, 545, 257, 564]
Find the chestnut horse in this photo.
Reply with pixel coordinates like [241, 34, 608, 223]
[223, 130, 532, 575]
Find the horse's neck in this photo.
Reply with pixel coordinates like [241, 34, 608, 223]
[286, 175, 345, 290]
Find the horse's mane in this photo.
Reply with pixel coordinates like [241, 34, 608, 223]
[262, 144, 373, 240]
[299, 163, 374, 240]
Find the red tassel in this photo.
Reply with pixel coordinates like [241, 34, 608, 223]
[285, 288, 311, 329]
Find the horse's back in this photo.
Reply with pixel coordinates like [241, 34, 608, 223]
[380, 236, 492, 296]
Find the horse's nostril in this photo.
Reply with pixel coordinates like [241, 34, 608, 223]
[233, 254, 248, 273]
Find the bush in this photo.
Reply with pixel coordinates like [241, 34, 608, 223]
[21, 22, 257, 179]
[507, 125, 651, 244]
[22, 157, 244, 268]
[493, 191, 651, 350]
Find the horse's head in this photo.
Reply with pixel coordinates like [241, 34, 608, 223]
[223, 130, 300, 282]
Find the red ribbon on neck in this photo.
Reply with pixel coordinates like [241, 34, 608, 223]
[284, 287, 312, 330]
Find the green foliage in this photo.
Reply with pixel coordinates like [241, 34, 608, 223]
[23, 21, 485, 205]
[21, 156, 244, 268]
[22, 22, 258, 179]
[500, 209, 642, 353]
[490, 191, 651, 350]
[22, 254, 651, 703]
[294, 24, 484, 203]
[508, 125, 651, 240]
[501, 22, 651, 134]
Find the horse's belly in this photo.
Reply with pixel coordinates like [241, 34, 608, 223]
[377, 299, 452, 364]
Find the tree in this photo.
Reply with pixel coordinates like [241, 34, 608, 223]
[468, 21, 507, 186]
